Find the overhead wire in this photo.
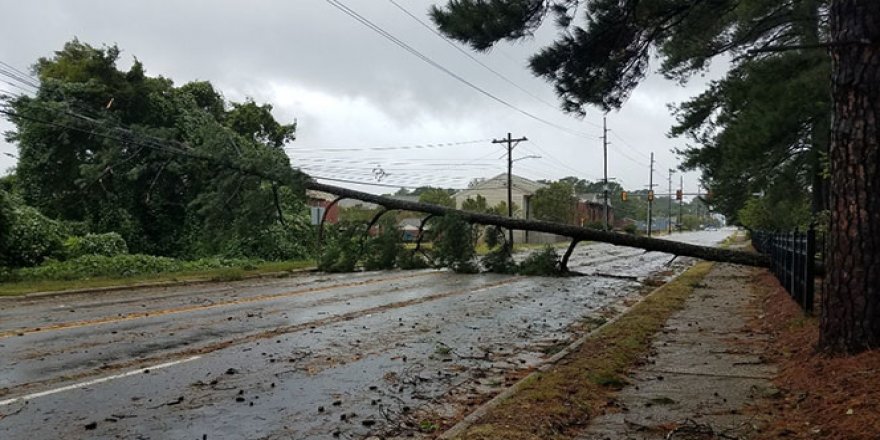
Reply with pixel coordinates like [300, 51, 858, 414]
[324, 0, 601, 140]
[386, 0, 603, 131]
[284, 138, 491, 152]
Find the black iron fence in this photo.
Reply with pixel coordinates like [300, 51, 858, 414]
[750, 229, 817, 314]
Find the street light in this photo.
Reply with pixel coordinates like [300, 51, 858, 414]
[512, 155, 541, 162]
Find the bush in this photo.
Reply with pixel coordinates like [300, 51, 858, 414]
[431, 215, 478, 273]
[397, 251, 430, 270]
[1, 254, 259, 282]
[586, 221, 605, 230]
[1, 203, 65, 267]
[228, 222, 313, 261]
[363, 217, 403, 271]
[482, 246, 516, 274]
[318, 224, 360, 273]
[623, 223, 638, 234]
[63, 232, 129, 258]
[518, 246, 562, 276]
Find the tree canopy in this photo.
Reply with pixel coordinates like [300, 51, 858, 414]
[3, 39, 310, 261]
[432, 0, 830, 226]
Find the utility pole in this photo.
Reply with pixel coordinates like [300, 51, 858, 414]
[647, 152, 655, 237]
[678, 175, 684, 233]
[493, 133, 527, 247]
[667, 169, 675, 234]
[602, 116, 610, 230]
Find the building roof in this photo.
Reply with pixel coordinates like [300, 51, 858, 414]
[452, 173, 546, 198]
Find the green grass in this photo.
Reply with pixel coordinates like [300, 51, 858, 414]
[0, 259, 315, 297]
[452, 261, 715, 440]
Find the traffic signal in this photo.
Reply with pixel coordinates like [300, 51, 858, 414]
[676, 189, 683, 200]
[621, 191, 628, 201]
[648, 190, 654, 201]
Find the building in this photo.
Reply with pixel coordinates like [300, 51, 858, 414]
[575, 193, 615, 227]
[452, 173, 550, 243]
[452, 173, 546, 216]
[306, 190, 339, 224]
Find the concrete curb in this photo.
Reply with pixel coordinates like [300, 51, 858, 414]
[438, 260, 706, 439]
[0, 267, 318, 301]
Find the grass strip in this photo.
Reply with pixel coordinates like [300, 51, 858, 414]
[0, 260, 315, 297]
[450, 261, 715, 440]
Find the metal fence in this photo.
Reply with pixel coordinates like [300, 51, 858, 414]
[751, 229, 817, 314]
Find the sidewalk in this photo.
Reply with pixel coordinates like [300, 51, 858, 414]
[578, 263, 775, 439]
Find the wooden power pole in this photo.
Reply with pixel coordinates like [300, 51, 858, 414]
[647, 152, 655, 237]
[493, 133, 527, 247]
[603, 116, 610, 230]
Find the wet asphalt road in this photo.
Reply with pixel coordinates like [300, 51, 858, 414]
[0, 230, 732, 439]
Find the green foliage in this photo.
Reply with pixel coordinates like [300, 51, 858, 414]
[430, 1, 830, 225]
[418, 188, 456, 208]
[532, 181, 576, 224]
[5, 39, 308, 260]
[738, 196, 811, 231]
[430, 215, 478, 273]
[481, 246, 516, 274]
[585, 221, 604, 230]
[363, 217, 403, 271]
[1, 202, 65, 267]
[397, 251, 430, 270]
[1, 254, 257, 282]
[0, 190, 12, 265]
[338, 206, 380, 223]
[623, 223, 638, 234]
[461, 195, 489, 212]
[221, 220, 313, 261]
[518, 246, 562, 277]
[481, 226, 515, 273]
[318, 224, 361, 273]
[63, 232, 128, 258]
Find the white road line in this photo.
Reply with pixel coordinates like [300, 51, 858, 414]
[0, 355, 202, 407]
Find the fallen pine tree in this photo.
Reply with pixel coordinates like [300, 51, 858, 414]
[306, 181, 770, 271]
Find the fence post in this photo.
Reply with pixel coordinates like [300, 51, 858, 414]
[805, 227, 816, 314]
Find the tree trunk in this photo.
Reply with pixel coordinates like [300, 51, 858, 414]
[820, 0, 880, 353]
[306, 181, 770, 268]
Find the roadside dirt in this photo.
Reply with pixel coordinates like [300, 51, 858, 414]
[746, 272, 880, 440]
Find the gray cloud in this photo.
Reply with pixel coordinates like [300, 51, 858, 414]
[0, 0, 725, 194]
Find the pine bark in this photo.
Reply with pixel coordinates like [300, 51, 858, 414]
[820, 0, 880, 353]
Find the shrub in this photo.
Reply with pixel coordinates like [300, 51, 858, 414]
[480, 225, 516, 273]
[363, 217, 403, 271]
[431, 215, 478, 273]
[318, 224, 360, 273]
[517, 246, 562, 276]
[586, 221, 606, 230]
[1, 254, 259, 282]
[482, 246, 516, 274]
[623, 223, 638, 234]
[397, 251, 430, 270]
[229, 222, 313, 261]
[1, 203, 65, 267]
[63, 232, 129, 258]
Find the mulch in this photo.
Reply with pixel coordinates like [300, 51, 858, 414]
[748, 271, 880, 440]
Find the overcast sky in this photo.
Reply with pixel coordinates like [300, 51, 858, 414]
[0, 0, 726, 195]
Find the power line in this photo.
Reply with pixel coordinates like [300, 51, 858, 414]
[310, 175, 469, 190]
[284, 138, 491, 152]
[386, 0, 602, 130]
[324, 0, 600, 140]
